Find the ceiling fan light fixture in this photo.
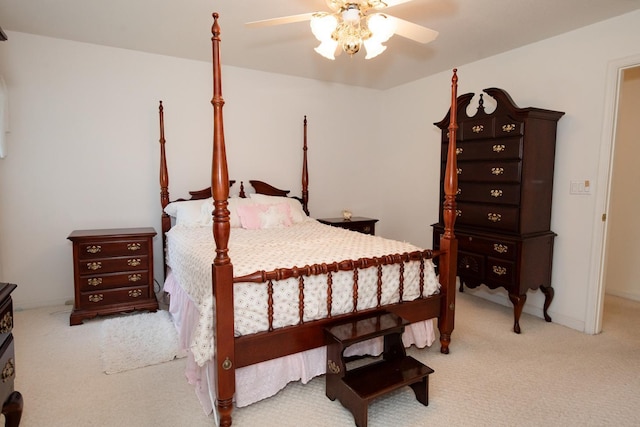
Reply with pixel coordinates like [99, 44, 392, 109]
[367, 13, 395, 42]
[310, 13, 338, 42]
[315, 39, 339, 60]
[248, 0, 438, 61]
[363, 39, 387, 59]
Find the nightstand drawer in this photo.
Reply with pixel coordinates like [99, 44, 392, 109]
[0, 334, 15, 400]
[79, 271, 150, 291]
[0, 295, 14, 342]
[78, 255, 149, 275]
[77, 239, 150, 260]
[79, 286, 150, 307]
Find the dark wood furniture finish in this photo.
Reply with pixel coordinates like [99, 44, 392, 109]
[0, 283, 23, 427]
[157, 14, 460, 426]
[433, 88, 564, 333]
[317, 217, 378, 235]
[68, 227, 158, 325]
[325, 312, 433, 427]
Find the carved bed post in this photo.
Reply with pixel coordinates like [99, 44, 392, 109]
[159, 101, 171, 276]
[302, 115, 309, 215]
[210, 13, 235, 427]
[438, 69, 459, 354]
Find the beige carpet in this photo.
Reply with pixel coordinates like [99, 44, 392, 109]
[8, 292, 640, 426]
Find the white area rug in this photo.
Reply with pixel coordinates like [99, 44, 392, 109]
[100, 310, 187, 374]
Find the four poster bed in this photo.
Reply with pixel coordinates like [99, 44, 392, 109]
[158, 13, 459, 427]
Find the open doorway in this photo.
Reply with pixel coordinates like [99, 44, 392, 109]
[603, 66, 640, 304]
[587, 58, 640, 334]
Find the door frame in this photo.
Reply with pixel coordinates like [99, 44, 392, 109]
[586, 54, 640, 334]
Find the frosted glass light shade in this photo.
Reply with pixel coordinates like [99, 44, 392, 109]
[363, 39, 386, 59]
[315, 39, 339, 60]
[367, 13, 395, 42]
[311, 14, 338, 42]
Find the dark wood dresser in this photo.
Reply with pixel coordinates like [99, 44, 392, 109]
[432, 88, 564, 333]
[317, 217, 378, 235]
[0, 283, 23, 427]
[68, 227, 158, 326]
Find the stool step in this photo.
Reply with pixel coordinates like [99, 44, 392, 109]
[324, 312, 408, 347]
[344, 356, 433, 402]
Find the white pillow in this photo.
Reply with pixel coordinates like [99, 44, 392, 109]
[201, 197, 256, 228]
[164, 199, 208, 227]
[249, 194, 308, 223]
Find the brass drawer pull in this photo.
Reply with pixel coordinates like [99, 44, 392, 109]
[492, 266, 507, 276]
[128, 274, 142, 282]
[502, 123, 516, 132]
[127, 259, 141, 267]
[491, 167, 504, 175]
[0, 312, 13, 334]
[86, 245, 101, 254]
[472, 124, 484, 133]
[87, 278, 102, 287]
[88, 294, 104, 303]
[87, 262, 102, 271]
[127, 243, 142, 251]
[2, 358, 15, 383]
[492, 144, 506, 153]
[493, 244, 508, 254]
[456, 147, 463, 155]
[457, 167, 462, 175]
[490, 189, 503, 198]
[488, 213, 502, 222]
[456, 188, 462, 196]
[456, 209, 462, 217]
[128, 289, 143, 298]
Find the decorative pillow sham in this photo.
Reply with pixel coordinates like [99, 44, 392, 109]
[248, 193, 308, 223]
[201, 197, 256, 228]
[236, 203, 293, 230]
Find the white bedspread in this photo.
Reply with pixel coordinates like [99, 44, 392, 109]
[166, 220, 440, 366]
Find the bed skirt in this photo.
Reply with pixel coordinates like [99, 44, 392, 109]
[164, 271, 436, 413]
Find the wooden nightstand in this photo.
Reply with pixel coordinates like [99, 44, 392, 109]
[0, 283, 23, 427]
[317, 217, 378, 235]
[68, 227, 158, 326]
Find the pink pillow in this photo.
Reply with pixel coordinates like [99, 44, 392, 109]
[236, 203, 293, 230]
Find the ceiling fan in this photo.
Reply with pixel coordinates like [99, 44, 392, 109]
[245, 0, 438, 60]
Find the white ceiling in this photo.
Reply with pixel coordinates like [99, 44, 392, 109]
[1, 0, 639, 89]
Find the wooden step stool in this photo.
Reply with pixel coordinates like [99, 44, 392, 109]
[324, 312, 434, 427]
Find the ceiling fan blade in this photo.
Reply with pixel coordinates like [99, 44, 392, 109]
[245, 13, 316, 28]
[381, 0, 415, 8]
[388, 16, 439, 44]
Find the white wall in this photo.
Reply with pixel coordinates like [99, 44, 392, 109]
[1, 10, 639, 336]
[381, 10, 640, 332]
[0, 32, 382, 309]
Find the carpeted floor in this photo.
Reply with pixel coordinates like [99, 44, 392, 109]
[7, 291, 640, 426]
